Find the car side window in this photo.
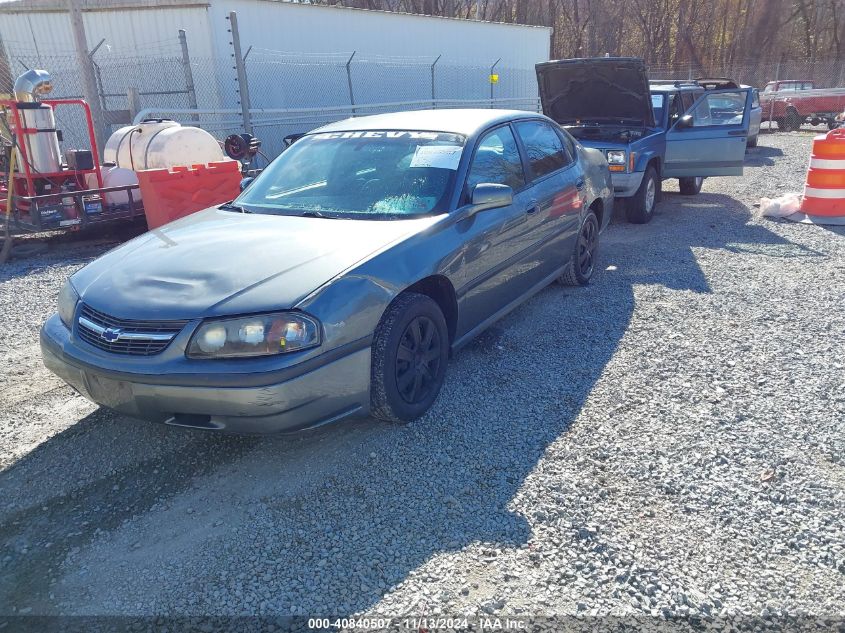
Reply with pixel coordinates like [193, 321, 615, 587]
[752, 90, 760, 107]
[688, 91, 747, 126]
[466, 126, 525, 193]
[514, 120, 571, 180]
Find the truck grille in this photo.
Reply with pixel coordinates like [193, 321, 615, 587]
[76, 304, 189, 356]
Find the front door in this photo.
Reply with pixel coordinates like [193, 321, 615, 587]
[664, 88, 753, 177]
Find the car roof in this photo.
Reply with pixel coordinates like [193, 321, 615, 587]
[310, 109, 544, 137]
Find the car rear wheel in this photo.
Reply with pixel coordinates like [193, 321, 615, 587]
[679, 176, 704, 195]
[625, 165, 659, 224]
[370, 292, 449, 424]
[559, 210, 599, 286]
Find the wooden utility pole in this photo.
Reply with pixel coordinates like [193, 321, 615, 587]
[0, 33, 13, 95]
[67, 0, 107, 153]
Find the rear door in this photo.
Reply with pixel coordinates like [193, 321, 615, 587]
[664, 88, 753, 177]
[513, 119, 583, 280]
[456, 124, 541, 333]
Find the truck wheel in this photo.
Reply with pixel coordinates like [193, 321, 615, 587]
[785, 108, 802, 132]
[370, 292, 449, 424]
[678, 177, 703, 196]
[625, 166, 659, 224]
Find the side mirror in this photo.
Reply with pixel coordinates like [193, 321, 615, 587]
[469, 183, 513, 214]
[240, 177, 255, 192]
[676, 114, 694, 129]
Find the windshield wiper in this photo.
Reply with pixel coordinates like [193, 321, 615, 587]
[299, 210, 331, 218]
[220, 202, 250, 213]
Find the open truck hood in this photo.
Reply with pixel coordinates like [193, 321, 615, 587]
[536, 57, 654, 127]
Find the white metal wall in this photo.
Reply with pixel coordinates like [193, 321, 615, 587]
[206, 1, 550, 67]
[1, 1, 550, 154]
[0, 4, 216, 58]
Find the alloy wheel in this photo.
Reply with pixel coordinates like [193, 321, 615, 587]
[395, 315, 442, 405]
[578, 217, 598, 278]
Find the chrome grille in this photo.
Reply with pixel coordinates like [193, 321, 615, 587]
[76, 304, 189, 356]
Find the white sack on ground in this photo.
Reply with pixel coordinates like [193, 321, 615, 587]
[758, 193, 802, 218]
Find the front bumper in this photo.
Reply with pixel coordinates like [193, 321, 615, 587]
[40, 314, 371, 434]
[610, 171, 644, 198]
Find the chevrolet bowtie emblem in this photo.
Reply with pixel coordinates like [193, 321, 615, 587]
[101, 327, 122, 342]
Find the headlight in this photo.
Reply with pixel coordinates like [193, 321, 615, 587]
[605, 150, 626, 165]
[187, 312, 321, 359]
[57, 281, 79, 329]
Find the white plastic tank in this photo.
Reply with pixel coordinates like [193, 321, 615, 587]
[86, 166, 142, 206]
[103, 120, 227, 170]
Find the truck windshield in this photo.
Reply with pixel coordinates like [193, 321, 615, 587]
[236, 130, 465, 219]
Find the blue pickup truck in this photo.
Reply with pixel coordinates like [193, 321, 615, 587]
[536, 57, 754, 223]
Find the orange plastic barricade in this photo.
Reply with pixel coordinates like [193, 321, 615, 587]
[137, 161, 241, 229]
[797, 128, 845, 224]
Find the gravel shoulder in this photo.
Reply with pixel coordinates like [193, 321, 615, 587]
[0, 131, 843, 623]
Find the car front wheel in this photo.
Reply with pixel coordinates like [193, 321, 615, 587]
[625, 165, 659, 224]
[370, 292, 449, 424]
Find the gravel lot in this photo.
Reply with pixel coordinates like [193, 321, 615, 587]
[1, 131, 843, 629]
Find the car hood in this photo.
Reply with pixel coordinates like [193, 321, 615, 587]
[71, 208, 440, 320]
[536, 57, 655, 127]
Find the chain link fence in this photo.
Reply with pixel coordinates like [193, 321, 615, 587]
[4, 29, 844, 163]
[2, 31, 540, 160]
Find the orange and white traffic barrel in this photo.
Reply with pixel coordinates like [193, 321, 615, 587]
[797, 128, 845, 224]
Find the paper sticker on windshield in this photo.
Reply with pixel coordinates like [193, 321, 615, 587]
[409, 145, 462, 170]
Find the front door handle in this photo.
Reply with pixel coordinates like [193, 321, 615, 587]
[575, 178, 586, 191]
[728, 130, 747, 136]
[525, 201, 539, 215]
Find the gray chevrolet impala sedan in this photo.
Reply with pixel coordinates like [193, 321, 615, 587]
[41, 109, 612, 433]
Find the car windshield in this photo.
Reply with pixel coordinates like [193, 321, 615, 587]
[236, 130, 465, 219]
[651, 93, 666, 124]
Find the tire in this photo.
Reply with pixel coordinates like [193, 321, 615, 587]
[370, 292, 449, 424]
[747, 133, 758, 148]
[828, 119, 838, 131]
[625, 165, 659, 224]
[678, 176, 704, 196]
[773, 118, 785, 131]
[785, 108, 802, 132]
[559, 210, 599, 286]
